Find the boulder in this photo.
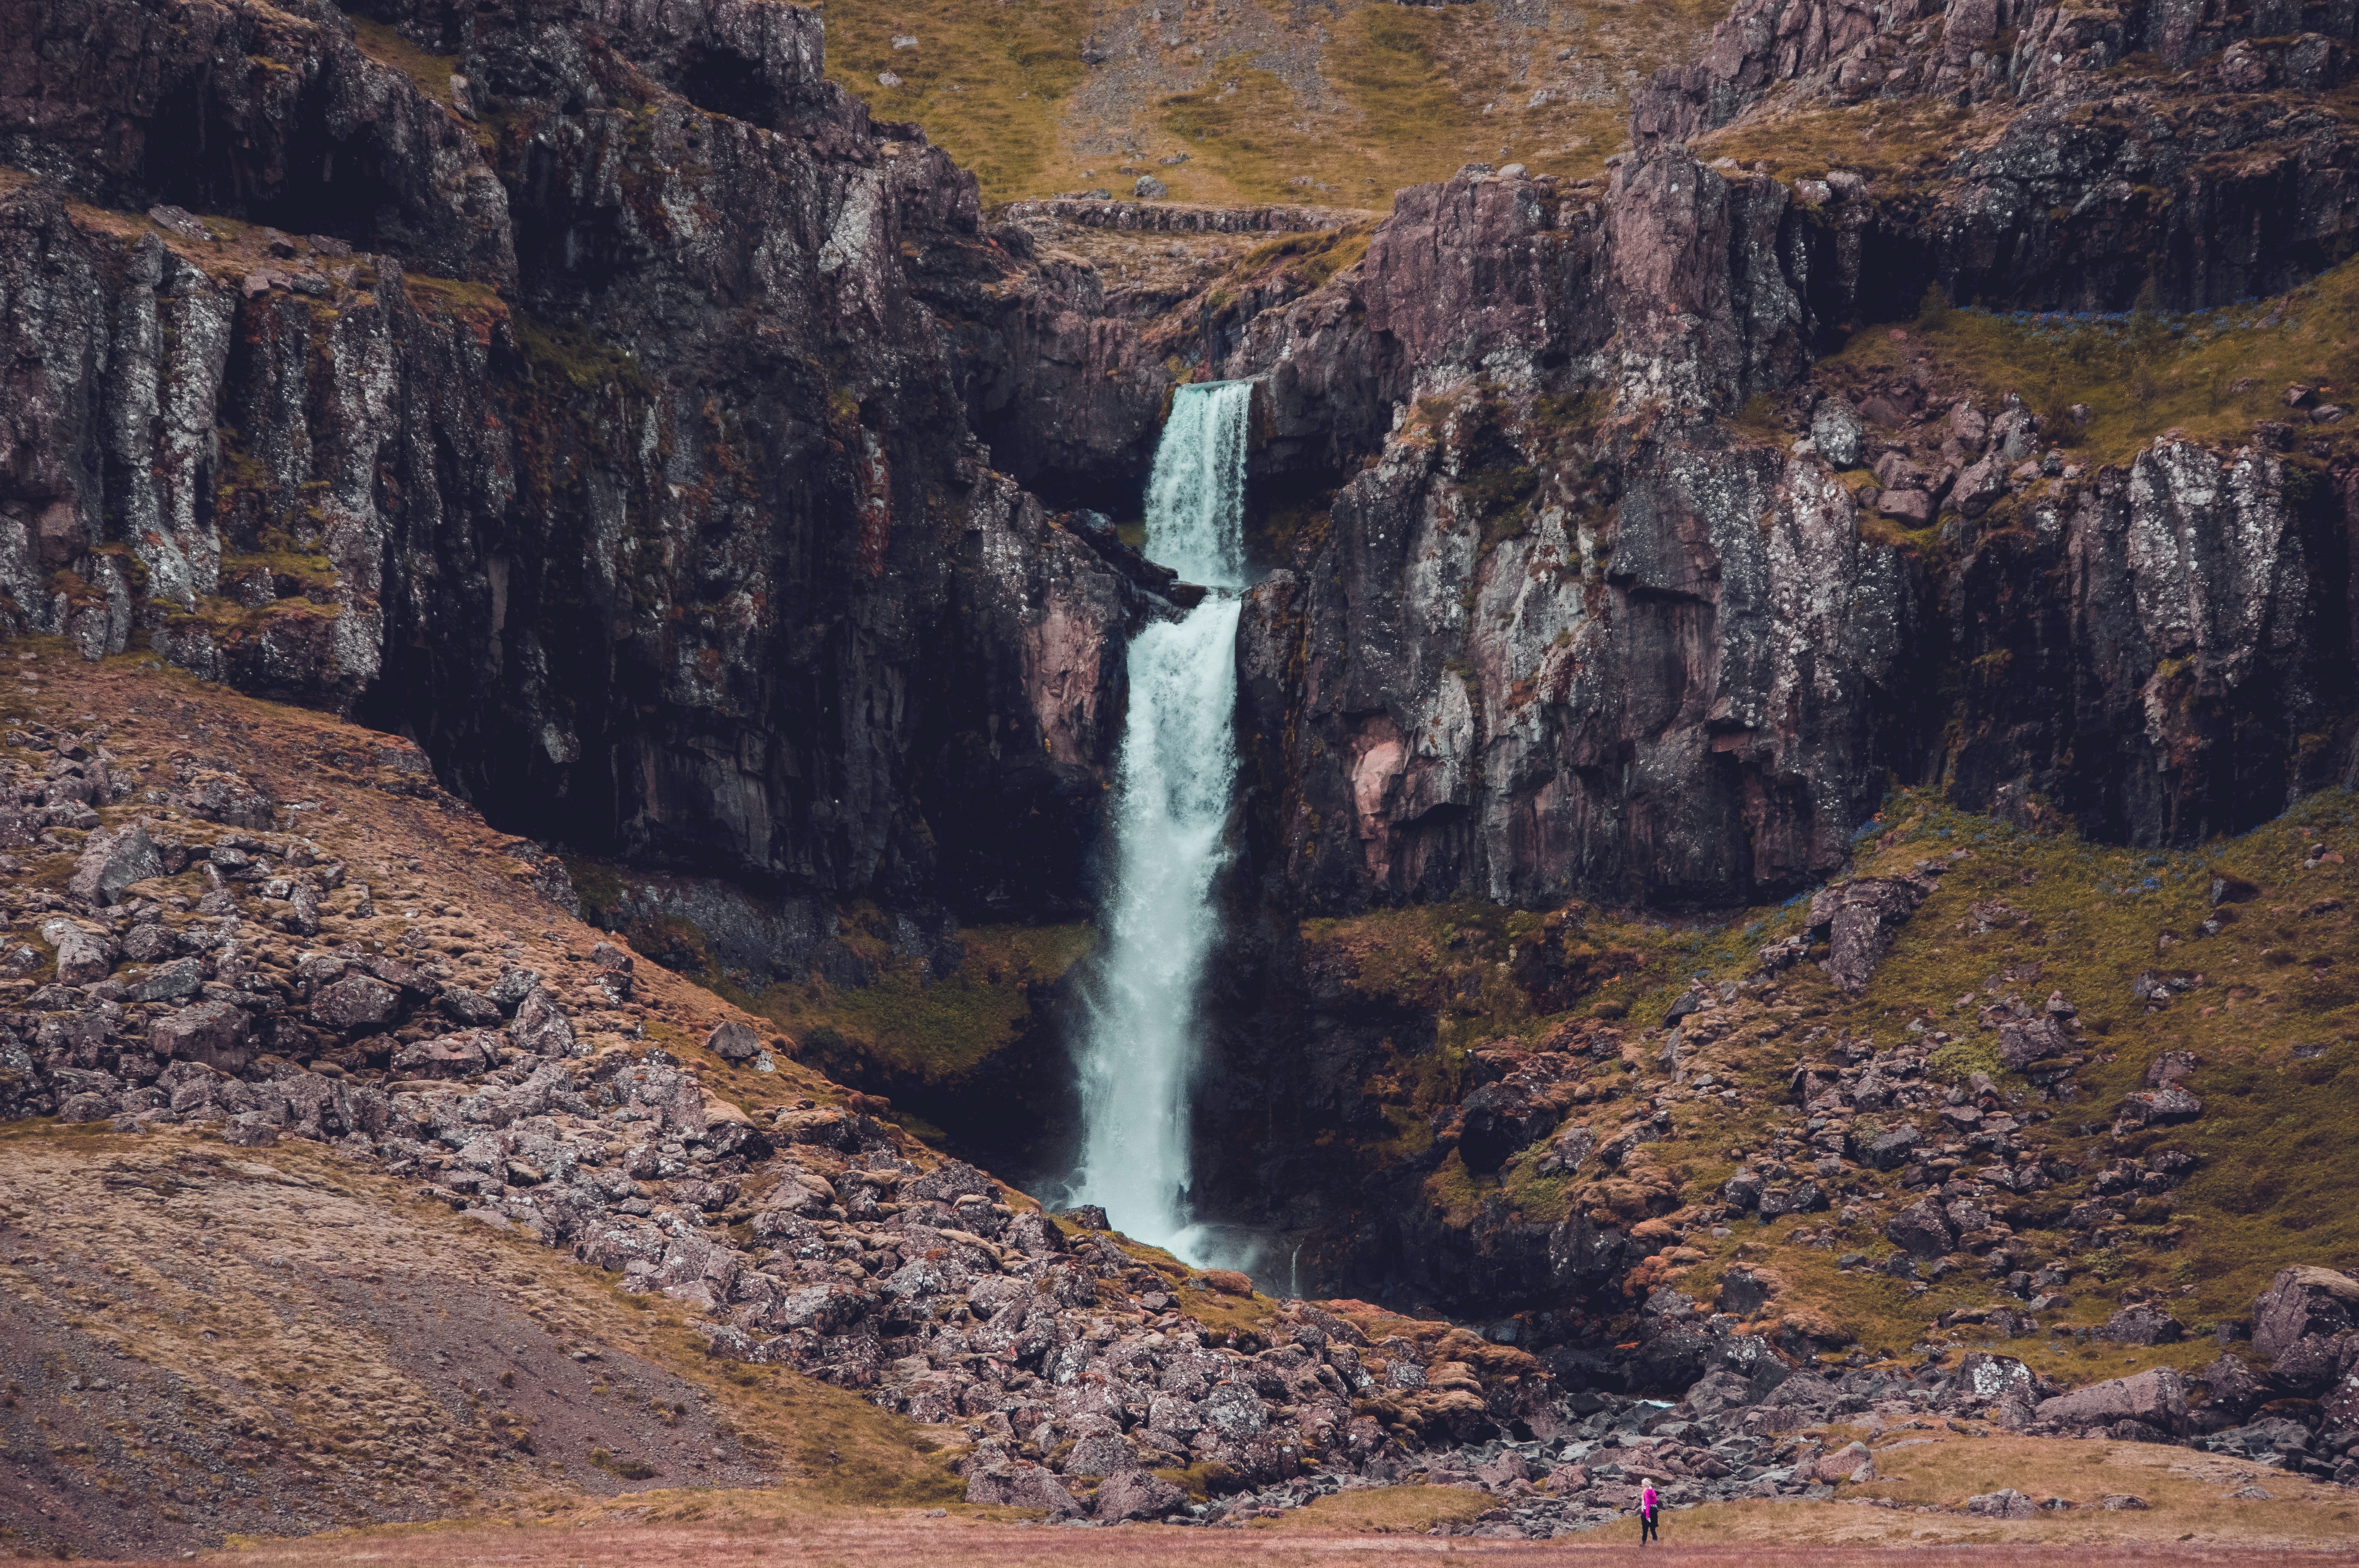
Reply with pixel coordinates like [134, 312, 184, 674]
[223, 1110, 281, 1147]
[487, 968, 540, 1013]
[1811, 399, 1865, 468]
[2114, 1086, 2203, 1128]
[1859, 1124, 1921, 1169]
[1996, 1015, 2072, 1069]
[1966, 1488, 2036, 1518]
[2263, 1329, 2350, 1395]
[2098, 1303, 2185, 1345]
[2252, 1265, 2359, 1360]
[56, 1090, 114, 1123]
[178, 770, 274, 828]
[2201, 1417, 2315, 1462]
[1813, 1440, 1876, 1483]
[390, 1033, 492, 1079]
[1883, 1195, 1955, 1259]
[39, 917, 113, 985]
[1064, 1433, 1139, 1476]
[965, 1460, 1082, 1515]
[2323, 1360, 2359, 1431]
[698, 1098, 772, 1161]
[1093, 1466, 1185, 1521]
[1806, 875, 1936, 991]
[2197, 1353, 2270, 1421]
[67, 823, 164, 906]
[2033, 1367, 2186, 1433]
[1877, 486, 1935, 524]
[1955, 1352, 2042, 1405]
[124, 956, 204, 1002]
[1716, 1265, 1778, 1316]
[151, 1000, 254, 1071]
[438, 986, 503, 1025]
[511, 987, 578, 1055]
[312, 973, 402, 1031]
[1004, 1210, 1067, 1257]
[707, 1020, 761, 1062]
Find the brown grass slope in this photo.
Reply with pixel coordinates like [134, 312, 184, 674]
[0, 643, 970, 1557]
[819, 0, 1727, 204]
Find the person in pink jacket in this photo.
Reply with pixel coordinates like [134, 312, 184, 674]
[1638, 1477, 1660, 1544]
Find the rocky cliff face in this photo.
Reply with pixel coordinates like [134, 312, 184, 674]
[0, 0, 1196, 920]
[1630, 0, 2359, 312]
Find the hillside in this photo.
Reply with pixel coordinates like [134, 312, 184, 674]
[0, 646, 1569, 1553]
[817, 0, 1726, 203]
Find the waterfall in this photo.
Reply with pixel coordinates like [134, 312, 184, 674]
[1067, 380, 1252, 1264]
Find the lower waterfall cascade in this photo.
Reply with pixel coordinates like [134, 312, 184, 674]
[1064, 379, 1253, 1264]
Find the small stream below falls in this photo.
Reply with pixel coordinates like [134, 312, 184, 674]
[1064, 380, 1253, 1267]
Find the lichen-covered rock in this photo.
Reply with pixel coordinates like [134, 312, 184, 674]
[2034, 1367, 2187, 1432]
[2115, 1086, 2204, 1129]
[151, 1001, 253, 1071]
[1966, 1488, 2036, 1519]
[38, 917, 113, 985]
[67, 822, 163, 906]
[509, 988, 578, 1057]
[2252, 1265, 2359, 1361]
[312, 975, 402, 1032]
[1807, 874, 1938, 991]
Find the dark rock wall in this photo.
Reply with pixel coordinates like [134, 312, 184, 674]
[0, 0, 1176, 920]
[1630, 0, 2359, 312]
[1225, 154, 1923, 911]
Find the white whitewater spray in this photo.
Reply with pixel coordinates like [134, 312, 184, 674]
[1068, 380, 1252, 1263]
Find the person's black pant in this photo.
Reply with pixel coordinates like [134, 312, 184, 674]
[1641, 1510, 1658, 1543]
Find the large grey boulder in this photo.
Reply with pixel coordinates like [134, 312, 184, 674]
[2034, 1367, 2186, 1433]
[1807, 875, 1938, 992]
[67, 822, 163, 905]
[2252, 1265, 2359, 1361]
[39, 916, 114, 985]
